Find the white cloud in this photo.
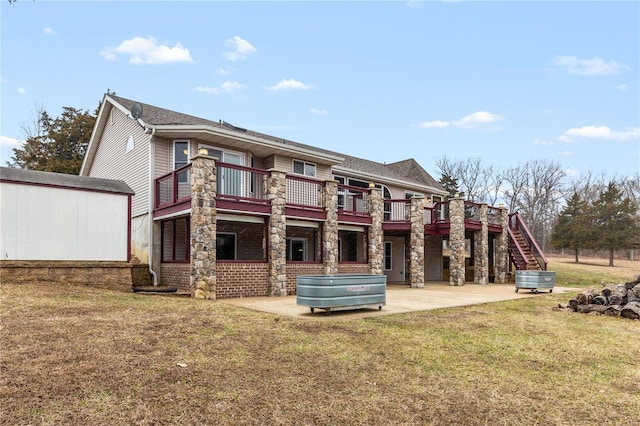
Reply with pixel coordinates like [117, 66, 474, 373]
[0, 135, 22, 149]
[221, 81, 247, 93]
[418, 120, 450, 129]
[533, 138, 553, 146]
[224, 36, 256, 61]
[615, 83, 628, 91]
[453, 111, 502, 128]
[43, 27, 56, 35]
[264, 79, 311, 91]
[558, 151, 574, 156]
[417, 111, 502, 130]
[309, 108, 328, 116]
[216, 67, 232, 76]
[100, 36, 193, 64]
[557, 125, 640, 142]
[552, 55, 627, 76]
[17, 87, 25, 95]
[564, 168, 579, 177]
[196, 86, 219, 95]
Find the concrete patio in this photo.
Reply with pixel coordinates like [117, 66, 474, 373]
[220, 282, 577, 320]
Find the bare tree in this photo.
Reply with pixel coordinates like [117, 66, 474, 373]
[435, 156, 498, 203]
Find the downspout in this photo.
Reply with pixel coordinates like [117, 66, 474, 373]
[147, 127, 158, 285]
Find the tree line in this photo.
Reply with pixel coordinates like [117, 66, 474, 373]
[436, 156, 640, 266]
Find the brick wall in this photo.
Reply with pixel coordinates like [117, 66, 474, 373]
[337, 263, 370, 274]
[0, 261, 141, 291]
[160, 263, 190, 293]
[217, 262, 269, 298]
[285, 263, 324, 294]
[218, 221, 266, 260]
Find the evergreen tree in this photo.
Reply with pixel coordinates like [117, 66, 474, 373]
[8, 107, 96, 174]
[439, 172, 459, 197]
[552, 191, 589, 263]
[590, 182, 640, 266]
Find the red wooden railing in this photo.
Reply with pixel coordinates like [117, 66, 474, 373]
[337, 184, 371, 216]
[509, 212, 548, 270]
[285, 174, 324, 210]
[155, 164, 192, 208]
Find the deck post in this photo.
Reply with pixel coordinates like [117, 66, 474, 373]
[368, 187, 384, 275]
[323, 180, 339, 275]
[449, 197, 465, 286]
[409, 195, 425, 287]
[494, 206, 509, 283]
[474, 203, 489, 284]
[190, 154, 217, 299]
[267, 169, 288, 296]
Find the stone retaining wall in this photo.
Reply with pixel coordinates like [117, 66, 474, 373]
[0, 261, 150, 290]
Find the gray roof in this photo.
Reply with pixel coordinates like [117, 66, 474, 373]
[109, 95, 444, 192]
[0, 167, 134, 195]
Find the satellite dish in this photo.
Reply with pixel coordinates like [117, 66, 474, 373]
[130, 102, 143, 119]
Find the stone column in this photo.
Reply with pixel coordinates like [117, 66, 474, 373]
[494, 207, 509, 283]
[473, 203, 489, 285]
[409, 196, 425, 287]
[268, 170, 287, 296]
[368, 187, 384, 275]
[449, 197, 465, 286]
[190, 154, 217, 299]
[323, 180, 339, 275]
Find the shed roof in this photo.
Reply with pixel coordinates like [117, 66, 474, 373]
[0, 167, 135, 195]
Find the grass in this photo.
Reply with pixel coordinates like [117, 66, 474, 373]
[547, 256, 639, 288]
[1, 259, 639, 425]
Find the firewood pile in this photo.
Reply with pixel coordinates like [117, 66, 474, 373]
[557, 276, 640, 320]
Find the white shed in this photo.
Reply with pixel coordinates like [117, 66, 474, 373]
[0, 167, 134, 261]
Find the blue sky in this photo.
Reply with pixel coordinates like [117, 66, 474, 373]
[1, 1, 639, 180]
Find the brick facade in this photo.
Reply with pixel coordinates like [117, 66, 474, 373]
[285, 263, 324, 295]
[160, 263, 190, 293]
[216, 262, 269, 298]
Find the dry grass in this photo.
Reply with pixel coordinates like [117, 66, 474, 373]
[1, 269, 639, 425]
[548, 256, 639, 288]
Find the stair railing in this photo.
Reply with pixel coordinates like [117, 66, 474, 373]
[508, 212, 548, 270]
[506, 226, 529, 270]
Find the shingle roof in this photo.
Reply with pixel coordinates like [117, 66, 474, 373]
[0, 167, 134, 195]
[109, 95, 444, 192]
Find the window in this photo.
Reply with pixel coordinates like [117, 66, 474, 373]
[286, 238, 307, 261]
[216, 233, 236, 260]
[173, 141, 189, 170]
[405, 191, 423, 199]
[162, 218, 189, 262]
[199, 145, 245, 197]
[384, 242, 392, 270]
[293, 160, 316, 177]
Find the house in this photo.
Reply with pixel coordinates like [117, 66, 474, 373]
[81, 94, 545, 299]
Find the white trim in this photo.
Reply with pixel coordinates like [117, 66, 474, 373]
[217, 213, 265, 224]
[292, 159, 316, 177]
[153, 209, 191, 221]
[286, 220, 320, 228]
[338, 224, 365, 232]
[332, 165, 448, 196]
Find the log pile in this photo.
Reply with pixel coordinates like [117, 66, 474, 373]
[558, 276, 640, 320]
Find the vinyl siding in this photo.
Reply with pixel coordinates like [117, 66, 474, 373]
[87, 106, 151, 217]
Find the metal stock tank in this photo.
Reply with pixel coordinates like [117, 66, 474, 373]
[296, 274, 387, 315]
[515, 270, 555, 294]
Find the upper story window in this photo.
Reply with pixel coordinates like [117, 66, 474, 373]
[293, 160, 316, 177]
[405, 191, 423, 199]
[173, 141, 189, 170]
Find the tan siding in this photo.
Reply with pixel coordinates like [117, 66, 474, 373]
[272, 155, 332, 181]
[87, 106, 150, 216]
[153, 136, 171, 177]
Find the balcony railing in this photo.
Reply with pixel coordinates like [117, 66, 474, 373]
[338, 184, 371, 216]
[384, 199, 410, 222]
[216, 162, 269, 204]
[156, 164, 192, 208]
[285, 174, 324, 210]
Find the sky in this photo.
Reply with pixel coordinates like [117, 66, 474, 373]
[1, 1, 639, 181]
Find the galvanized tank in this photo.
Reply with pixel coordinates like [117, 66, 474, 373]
[515, 270, 556, 293]
[296, 274, 387, 314]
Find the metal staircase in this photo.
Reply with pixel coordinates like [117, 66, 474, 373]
[507, 212, 547, 271]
